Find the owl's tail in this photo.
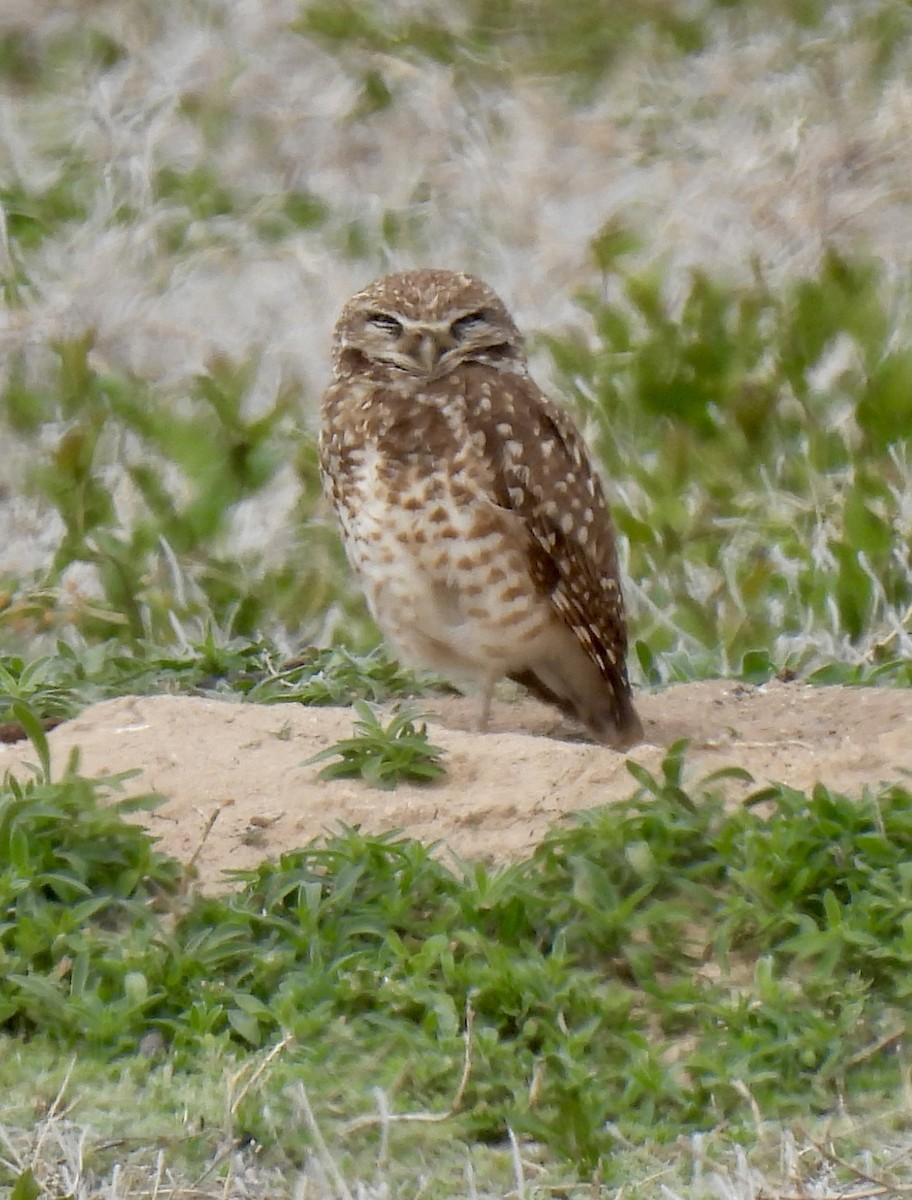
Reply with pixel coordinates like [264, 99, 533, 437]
[508, 668, 643, 750]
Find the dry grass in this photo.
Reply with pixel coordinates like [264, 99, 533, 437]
[6, 1079, 912, 1199]
[3, 3, 912, 407]
[4, 3, 912, 580]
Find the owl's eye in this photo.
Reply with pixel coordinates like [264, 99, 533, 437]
[450, 310, 488, 339]
[366, 312, 404, 335]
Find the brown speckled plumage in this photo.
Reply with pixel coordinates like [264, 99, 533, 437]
[319, 269, 643, 748]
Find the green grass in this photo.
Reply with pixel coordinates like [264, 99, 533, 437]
[297, 0, 910, 97]
[298, 0, 707, 96]
[1, 338, 352, 646]
[4, 243, 912, 684]
[0, 639, 431, 731]
[2, 736, 912, 1193]
[546, 245, 912, 683]
[306, 699, 448, 788]
[2, 5, 912, 681]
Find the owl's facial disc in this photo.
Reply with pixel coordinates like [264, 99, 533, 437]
[353, 306, 516, 377]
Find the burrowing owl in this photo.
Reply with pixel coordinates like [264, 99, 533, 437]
[319, 269, 643, 749]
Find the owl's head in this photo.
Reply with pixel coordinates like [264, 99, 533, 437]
[331, 269, 526, 381]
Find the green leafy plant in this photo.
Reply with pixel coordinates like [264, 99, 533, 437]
[0, 701, 181, 1043]
[5, 241, 912, 684]
[306, 700, 447, 789]
[245, 644, 429, 706]
[0, 639, 429, 737]
[299, 0, 774, 93]
[1, 338, 347, 647]
[1, 733, 911, 1173]
[541, 241, 912, 681]
[0, 655, 84, 728]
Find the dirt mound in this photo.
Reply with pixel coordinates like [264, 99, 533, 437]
[2, 681, 909, 890]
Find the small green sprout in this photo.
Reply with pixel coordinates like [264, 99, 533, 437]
[307, 700, 447, 790]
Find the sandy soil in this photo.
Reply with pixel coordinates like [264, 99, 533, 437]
[2, 682, 910, 891]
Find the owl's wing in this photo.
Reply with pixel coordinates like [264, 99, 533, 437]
[478, 373, 630, 684]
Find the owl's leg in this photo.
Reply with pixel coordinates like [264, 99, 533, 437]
[475, 673, 498, 733]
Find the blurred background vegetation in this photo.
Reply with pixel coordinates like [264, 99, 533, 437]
[2, 0, 912, 689]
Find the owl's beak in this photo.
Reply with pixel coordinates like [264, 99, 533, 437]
[416, 331, 443, 374]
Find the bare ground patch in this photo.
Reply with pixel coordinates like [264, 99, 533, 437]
[3, 680, 910, 890]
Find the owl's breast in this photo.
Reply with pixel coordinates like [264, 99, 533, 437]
[332, 438, 494, 586]
[328, 437, 551, 679]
